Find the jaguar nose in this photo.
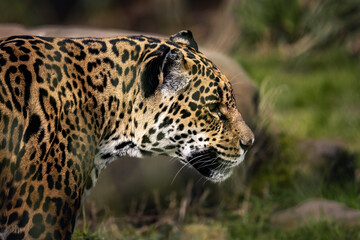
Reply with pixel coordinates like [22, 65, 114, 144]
[240, 138, 254, 151]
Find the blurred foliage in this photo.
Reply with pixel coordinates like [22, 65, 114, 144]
[0, 0, 222, 36]
[300, 0, 360, 52]
[237, 0, 303, 44]
[236, 0, 360, 56]
[237, 46, 360, 150]
[0, 0, 77, 25]
[72, 206, 107, 240]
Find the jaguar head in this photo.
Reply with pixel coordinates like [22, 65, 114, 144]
[136, 30, 255, 182]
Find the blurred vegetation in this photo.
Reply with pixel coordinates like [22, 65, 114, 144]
[236, 0, 360, 56]
[237, 0, 303, 44]
[234, 1, 360, 238]
[239, 47, 360, 150]
[236, 45, 360, 198]
[0, 0, 223, 36]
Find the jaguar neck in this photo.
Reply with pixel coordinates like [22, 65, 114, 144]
[80, 37, 150, 169]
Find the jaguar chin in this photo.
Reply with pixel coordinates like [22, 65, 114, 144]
[186, 148, 246, 182]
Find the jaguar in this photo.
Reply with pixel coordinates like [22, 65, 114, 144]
[0, 30, 254, 239]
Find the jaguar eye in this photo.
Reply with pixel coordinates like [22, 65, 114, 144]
[207, 103, 226, 120]
[208, 103, 219, 112]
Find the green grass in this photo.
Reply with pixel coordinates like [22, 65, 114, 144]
[236, 46, 360, 150]
[72, 206, 108, 240]
[227, 211, 360, 240]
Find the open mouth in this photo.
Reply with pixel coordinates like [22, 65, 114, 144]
[186, 148, 234, 182]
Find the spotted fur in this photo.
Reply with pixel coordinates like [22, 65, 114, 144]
[0, 30, 254, 239]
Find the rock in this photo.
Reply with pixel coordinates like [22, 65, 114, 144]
[298, 139, 356, 182]
[346, 33, 360, 58]
[271, 199, 360, 229]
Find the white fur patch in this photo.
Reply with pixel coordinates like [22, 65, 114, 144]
[95, 137, 141, 171]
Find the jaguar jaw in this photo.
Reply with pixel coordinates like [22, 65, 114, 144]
[186, 148, 235, 182]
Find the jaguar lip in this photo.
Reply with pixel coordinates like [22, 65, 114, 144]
[186, 149, 233, 181]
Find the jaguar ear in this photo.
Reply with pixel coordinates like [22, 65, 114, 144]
[170, 30, 199, 51]
[140, 47, 170, 98]
[161, 48, 189, 93]
[140, 47, 188, 98]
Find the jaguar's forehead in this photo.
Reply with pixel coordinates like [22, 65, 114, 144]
[183, 51, 233, 98]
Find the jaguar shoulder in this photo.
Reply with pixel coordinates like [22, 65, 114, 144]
[0, 30, 254, 239]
